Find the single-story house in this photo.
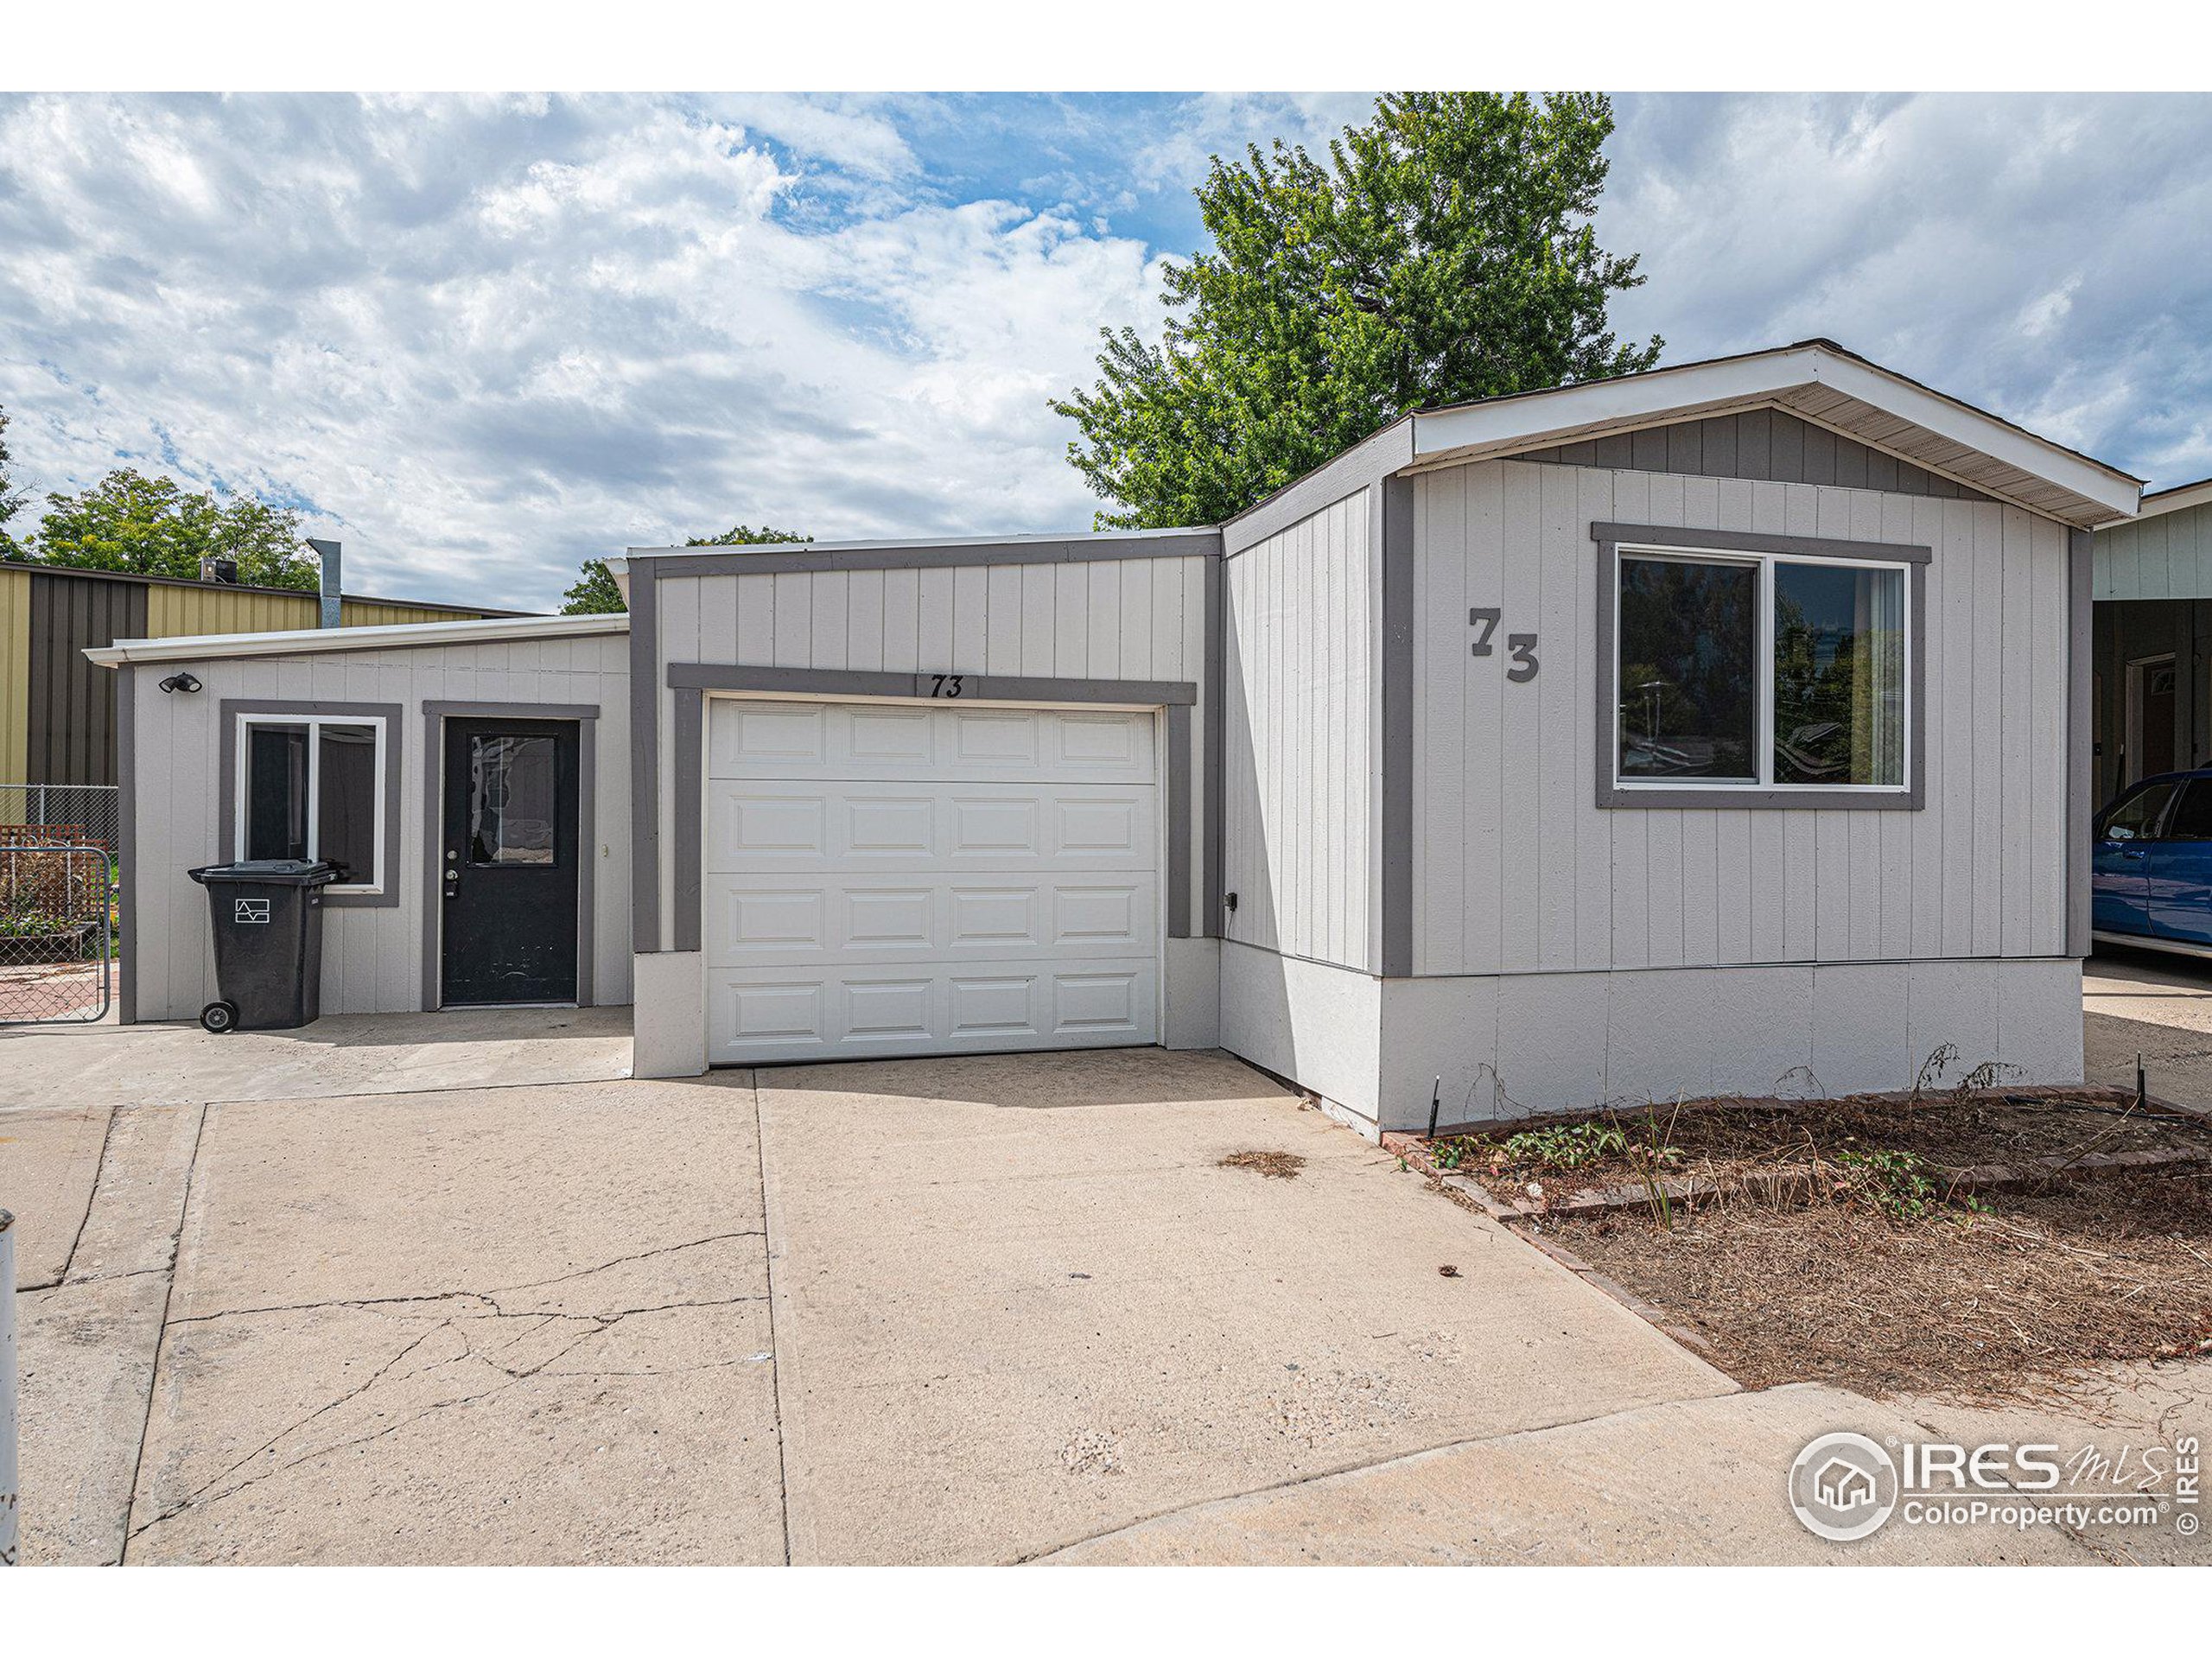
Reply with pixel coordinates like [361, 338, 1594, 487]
[2088, 475, 2212, 804]
[89, 340, 2143, 1135]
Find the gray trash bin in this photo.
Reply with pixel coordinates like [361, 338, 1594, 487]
[186, 860, 340, 1033]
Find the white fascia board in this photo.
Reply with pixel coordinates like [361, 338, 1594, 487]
[1410, 343, 2141, 521]
[624, 524, 1216, 560]
[1412, 345, 1824, 462]
[603, 556, 632, 604]
[1804, 350, 2140, 520]
[83, 610, 627, 668]
[2135, 477, 2212, 520]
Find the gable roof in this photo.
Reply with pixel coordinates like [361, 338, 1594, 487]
[1404, 339, 2140, 528]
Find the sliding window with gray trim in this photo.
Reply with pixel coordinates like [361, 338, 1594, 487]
[1592, 522, 1929, 811]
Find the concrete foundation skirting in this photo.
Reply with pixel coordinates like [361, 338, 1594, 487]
[631, 950, 706, 1077]
[1375, 957, 2086, 1134]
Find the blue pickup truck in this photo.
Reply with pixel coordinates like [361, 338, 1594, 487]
[2092, 769, 2212, 956]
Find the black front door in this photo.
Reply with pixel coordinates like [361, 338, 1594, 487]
[440, 717, 580, 1006]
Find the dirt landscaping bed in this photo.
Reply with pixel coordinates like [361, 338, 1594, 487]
[1387, 1084, 2212, 1400]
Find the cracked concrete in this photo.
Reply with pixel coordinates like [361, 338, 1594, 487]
[123, 1075, 783, 1564]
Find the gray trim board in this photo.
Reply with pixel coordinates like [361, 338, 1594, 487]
[1202, 551, 1224, 938]
[632, 531, 1221, 580]
[215, 699, 406, 907]
[1224, 418, 1415, 554]
[1591, 531, 1929, 811]
[1166, 703, 1192, 938]
[1379, 476, 1415, 976]
[423, 701, 603, 721]
[629, 563, 661, 955]
[418, 701, 601, 1012]
[667, 662, 1196, 706]
[664, 662, 1204, 941]
[671, 689, 703, 955]
[117, 665, 136, 1025]
[2068, 527, 2094, 957]
[1590, 521, 1933, 565]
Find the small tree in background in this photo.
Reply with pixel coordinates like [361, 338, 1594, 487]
[4, 466, 320, 588]
[0, 405, 30, 557]
[1053, 92, 1662, 529]
[562, 524, 811, 614]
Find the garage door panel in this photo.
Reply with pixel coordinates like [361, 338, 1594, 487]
[843, 885, 935, 950]
[707, 957, 1159, 1063]
[707, 781, 1157, 872]
[709, 700, 1155, 784]
[704, 696, 1161, 1065]
[706, 874, 1159, 963]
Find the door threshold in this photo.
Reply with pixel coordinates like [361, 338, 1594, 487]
[436, 1001, 583, 1011]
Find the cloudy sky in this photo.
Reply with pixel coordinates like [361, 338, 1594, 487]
[1, 91, 2208, 610]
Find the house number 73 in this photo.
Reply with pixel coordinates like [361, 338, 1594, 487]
[1469, 608, 1539, 682]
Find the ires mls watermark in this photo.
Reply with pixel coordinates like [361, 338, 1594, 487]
[1789, 1430, 2202, 1544]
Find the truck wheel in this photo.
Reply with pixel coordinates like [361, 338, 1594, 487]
[200, 1001, 239, 1034]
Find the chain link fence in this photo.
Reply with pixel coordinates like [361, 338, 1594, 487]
[0, 785, 118, 1025]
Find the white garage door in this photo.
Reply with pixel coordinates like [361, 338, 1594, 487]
[703, 698, 1162, 1065]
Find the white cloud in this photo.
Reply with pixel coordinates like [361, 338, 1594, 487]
[0, 92, 1166, 608]
[1599, 92, 2212, 486]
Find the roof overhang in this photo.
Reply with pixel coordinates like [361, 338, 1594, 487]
[1408, 340, 2142, 530]
[2133, 476, 2212, 522]
[83, 610, 626, 669]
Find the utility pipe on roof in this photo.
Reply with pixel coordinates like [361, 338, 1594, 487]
[309, 537, 340, 629]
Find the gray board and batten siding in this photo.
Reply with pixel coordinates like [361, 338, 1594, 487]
[1409, 455, 2076, 982]
[2094, 494, 2212, 602]
[122, 627, 632, 1023]
[1514, 407, 1998, 501]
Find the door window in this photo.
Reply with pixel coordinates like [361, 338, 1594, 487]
[467, 734, 558, 867]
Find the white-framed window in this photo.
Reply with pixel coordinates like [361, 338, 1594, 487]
[1611, 543, 1910, 794]
[232, 713, 389, 893]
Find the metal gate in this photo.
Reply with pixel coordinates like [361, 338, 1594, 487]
[0, 843, 113, 1025]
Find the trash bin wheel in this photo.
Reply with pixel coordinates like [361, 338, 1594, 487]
[200, 1000, 240, 1034]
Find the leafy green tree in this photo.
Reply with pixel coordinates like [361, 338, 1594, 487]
[561, 524, 810, 615]
[560, 558, 628, 615]
[6, 467, 320, 588]
[1053, 92, 1662, 529]
[0, 405, 28, 557]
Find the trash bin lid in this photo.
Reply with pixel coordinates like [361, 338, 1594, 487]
[189, 859, 341, 886]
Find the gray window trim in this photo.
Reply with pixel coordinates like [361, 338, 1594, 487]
[662, 662, 1203, 943]
[1591, 524, 1929, 811]
[419, 701, 601, 1013]
[217, 698, 405, 906]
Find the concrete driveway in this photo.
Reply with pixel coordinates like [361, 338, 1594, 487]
[4, 1007, 2204, 1565]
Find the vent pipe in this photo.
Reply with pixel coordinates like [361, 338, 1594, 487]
[308, 537, 341, 629]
